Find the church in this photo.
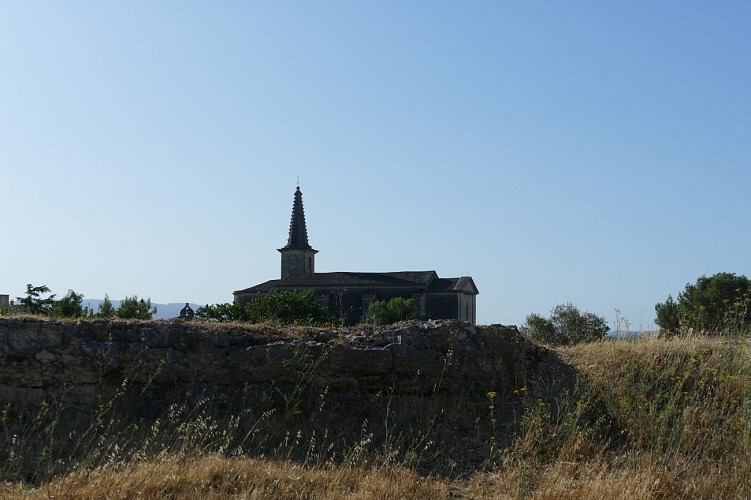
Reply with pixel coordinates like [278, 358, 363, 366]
[233, 187, 479, 325]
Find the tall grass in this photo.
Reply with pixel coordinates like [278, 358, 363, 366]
[2, 334, 751, 498]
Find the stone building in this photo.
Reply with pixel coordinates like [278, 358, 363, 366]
[234, 187, 478, 324]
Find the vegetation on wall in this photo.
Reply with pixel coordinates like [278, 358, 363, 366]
[655, 272, 751, 336]
[521, 302, 609, 346]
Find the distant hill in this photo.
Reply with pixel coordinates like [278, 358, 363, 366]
[82, 300, 203, 320]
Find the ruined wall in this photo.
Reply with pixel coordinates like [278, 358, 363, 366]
[0, 318, 532, 417]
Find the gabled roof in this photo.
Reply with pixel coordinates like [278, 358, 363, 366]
[454, 276, 479, 294]
[234, 271, 440, 295]
[427, 276, 479, 294]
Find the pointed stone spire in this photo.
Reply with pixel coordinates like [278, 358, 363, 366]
[278, 186, 318, 279]
[282, 186, 314, 250]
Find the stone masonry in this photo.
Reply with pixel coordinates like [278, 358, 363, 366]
[0, 318, 563, 419]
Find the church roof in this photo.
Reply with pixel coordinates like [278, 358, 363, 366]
[235, 271, 441, 295]
[234, 271, 479, 295]
[279, 186, 315, 251]
[428, 276, 479, 294]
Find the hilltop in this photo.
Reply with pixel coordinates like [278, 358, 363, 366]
[1, 319, 750, 498]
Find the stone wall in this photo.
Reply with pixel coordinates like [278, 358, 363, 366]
[0, 318, 540, 417]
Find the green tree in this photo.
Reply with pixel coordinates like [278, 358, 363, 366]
[521, 313, 557, 345]
[195, 302, 250, 322]
[17, 284, 56, 314]
[522, 303, 609, 346]
[655, 272, 751, 335]
[364, 297, 418, 325]
[98, 294, 116, 318]
[245, 290, 332, 325]
[196, 290, 332, 325]
[53, 289, 84, 318]
[116, 295, 157, 320]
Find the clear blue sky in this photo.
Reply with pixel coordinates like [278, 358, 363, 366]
[2, 1, 750, 330]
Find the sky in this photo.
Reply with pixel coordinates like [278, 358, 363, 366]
[2, 1, 750, 330]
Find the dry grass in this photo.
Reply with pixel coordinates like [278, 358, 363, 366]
[3, 334, 751, 498]
[1, 453, 742, 499]
[1, 455, 455, 499]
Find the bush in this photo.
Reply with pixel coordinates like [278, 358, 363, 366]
[97, 294, 116, 318]
[52, 290, 85, 318]
[196, 302, 250, 322]
[16, 284, 56, 315]
[116, 295, 157, 320]
[655, 272, 751, 335]
[245, 290, 331, 325]
[364, 297, 418, 325]
[197, 290, 332, 325]
[521, 303, 609, 346]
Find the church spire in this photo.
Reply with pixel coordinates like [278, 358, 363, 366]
[282, 186, 313, 250]
[278, 186, 317, 279]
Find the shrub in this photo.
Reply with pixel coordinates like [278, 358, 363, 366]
[521, 303, 609, 346]
[365, 297, 418, 325]
[116, 295, 156, 320]
[52, 290, 85, 318]
[197, 290, 332, 325]
[196, 302, 250, 322]
[655, 272, 751, 335]
[97, 294, 116, 318]
[16, 284, 56, 315]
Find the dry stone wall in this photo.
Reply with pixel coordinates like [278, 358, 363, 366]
[0, 318, 536, 417]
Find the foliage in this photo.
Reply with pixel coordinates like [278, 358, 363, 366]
[521, 303, 609, 345]
[97, 294, 116, 318]
[16, 284, 56, 315]
[364, 297, 418, 325]
[196, 302, 251, 322]
[655, 272, 751, 335]
[196, 290, 332, 325]
[521, 313, 557, 344]
[52, 290, 85, 318]
[245, 290, 331, 325]
[116, 295, 157, 320]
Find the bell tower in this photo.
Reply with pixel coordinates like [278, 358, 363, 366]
[278, 186, 318, 279]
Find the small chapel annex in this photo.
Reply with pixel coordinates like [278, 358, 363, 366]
[233, 187, 479, 325]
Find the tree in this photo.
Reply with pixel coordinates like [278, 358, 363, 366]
[522, 303, 609, 346]
[53, 289, 84, 318]
[195, 302, 250, 322]
[521, 313, 557, 345]
[17, 284, 56, 314]
[196, 290, 332, 325]
[245, 290, 332, 325]
[98, 294, 116, 318]
[364, 297, 418, 325]
[655, 272, 751, 335]
[116, 295, 157, 320]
